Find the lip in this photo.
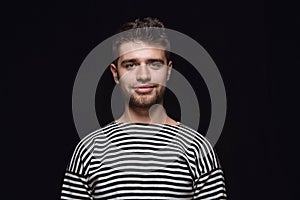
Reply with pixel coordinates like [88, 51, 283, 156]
[133, 84, 155, 93]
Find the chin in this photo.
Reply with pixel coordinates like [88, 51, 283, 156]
[129, 95, 159, 108]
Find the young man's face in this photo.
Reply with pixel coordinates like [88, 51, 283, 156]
[110, 41, 172, 108]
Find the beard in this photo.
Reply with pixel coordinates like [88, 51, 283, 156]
[128, 86, 165, 108]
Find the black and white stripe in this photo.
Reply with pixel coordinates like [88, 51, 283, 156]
[61, 122, 226, 199]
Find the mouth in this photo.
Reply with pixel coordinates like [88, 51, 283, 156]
[133, 84, 156, 94]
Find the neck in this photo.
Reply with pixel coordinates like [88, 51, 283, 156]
[122, 103, 166, 124]
[116, 103, 178, 125]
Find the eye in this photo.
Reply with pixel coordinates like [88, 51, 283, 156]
[149, 62, 163, 69]
[125, 63, 136, 69]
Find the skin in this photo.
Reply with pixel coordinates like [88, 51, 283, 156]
[110, 41, 179, 125]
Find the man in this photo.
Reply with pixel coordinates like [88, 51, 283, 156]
[61, 17, 227, 199]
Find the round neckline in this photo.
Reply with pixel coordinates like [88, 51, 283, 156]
[114, 121, 181, 127]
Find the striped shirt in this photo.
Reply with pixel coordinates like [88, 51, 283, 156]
[61, 122, 226, 199]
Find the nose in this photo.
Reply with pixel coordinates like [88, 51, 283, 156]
[136, 64, 151, 82]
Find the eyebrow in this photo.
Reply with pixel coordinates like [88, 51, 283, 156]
[120, 59, 137, 66]
[120, 59, 165, 66]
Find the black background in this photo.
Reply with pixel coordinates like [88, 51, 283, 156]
[6, 1, 300, 199]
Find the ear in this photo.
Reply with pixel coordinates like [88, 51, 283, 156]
[110, 63, 119, 84]
[167, 60, 173, 81]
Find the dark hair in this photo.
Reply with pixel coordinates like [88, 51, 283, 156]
[112, 17, 171, 65]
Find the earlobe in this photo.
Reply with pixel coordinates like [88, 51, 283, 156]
[167, 61, 172, 81]
[110, 64, 119, 84]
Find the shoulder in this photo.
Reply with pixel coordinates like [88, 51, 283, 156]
[177, 124, 221, 172]
[69, 122, 120, 160]
[75, 122, 121, 150]
[67, 122, 123, 172]
[177, 124, 213, 149]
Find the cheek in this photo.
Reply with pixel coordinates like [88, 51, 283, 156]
[151, 72, 168, 85]
[118, 71, 135, 84]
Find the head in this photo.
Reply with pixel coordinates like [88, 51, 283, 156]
[110, 17, 172, 109]
[112, 17, 171, 65]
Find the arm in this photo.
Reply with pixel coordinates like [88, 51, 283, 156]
[192, 135, 227, 199]
[61, 170, 93, 200]
[193, 167, 227, 199]
[60, 141, 93, 200]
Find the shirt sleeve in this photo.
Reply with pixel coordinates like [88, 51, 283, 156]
[193, 168, 227, 199]
[192, 135, 227, 199]
[61, 170, 93, 200]
[60, 140, 93, 200]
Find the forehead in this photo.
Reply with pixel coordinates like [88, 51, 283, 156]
[118, 41, 166, 61]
